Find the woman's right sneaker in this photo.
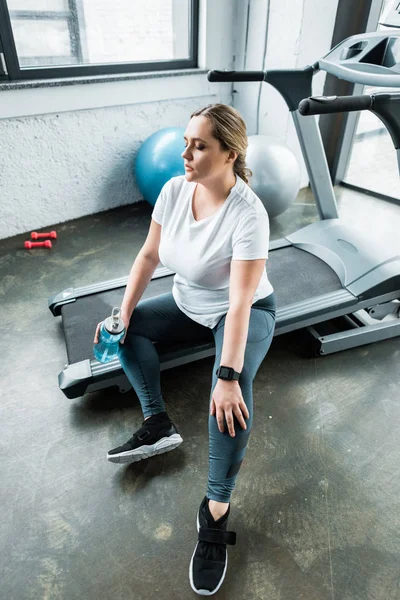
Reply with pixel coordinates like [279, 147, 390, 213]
[107, 411, 183, 464]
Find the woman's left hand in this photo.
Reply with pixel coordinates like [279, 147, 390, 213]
[210, 380, 249, 437]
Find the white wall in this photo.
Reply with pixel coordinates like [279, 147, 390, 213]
[0, 97, 219, 236]
[233, 0, 340, 187]
[0, 0, 340, 240]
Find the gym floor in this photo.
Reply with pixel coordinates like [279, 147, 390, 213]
[1, 186, 399, 600]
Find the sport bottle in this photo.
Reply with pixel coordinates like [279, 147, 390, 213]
[93, 307, 125, 363]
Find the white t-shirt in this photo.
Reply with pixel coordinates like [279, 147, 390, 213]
[151, 175, 274, 328]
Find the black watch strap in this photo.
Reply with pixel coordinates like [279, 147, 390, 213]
[216, 365, 241, 381]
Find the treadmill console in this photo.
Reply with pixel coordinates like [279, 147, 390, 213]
[319, 31, 400, 86]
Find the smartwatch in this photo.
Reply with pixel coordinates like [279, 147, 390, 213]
[216, 365, 241, 381]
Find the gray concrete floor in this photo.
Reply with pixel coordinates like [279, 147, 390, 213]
[1, 187, 400, 600]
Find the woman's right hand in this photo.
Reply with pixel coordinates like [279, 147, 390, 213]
[93, 313, 130, 345]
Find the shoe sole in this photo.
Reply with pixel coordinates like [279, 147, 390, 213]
[107, 433, 183, 464]
[188, 509, 228, 596]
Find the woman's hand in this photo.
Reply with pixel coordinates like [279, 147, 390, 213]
[210, 380, 249, 437]
[93, 312, 129, 345]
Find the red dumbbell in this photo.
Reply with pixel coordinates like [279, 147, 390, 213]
[31, 230, 57, 240]
[24, 240, 52, 249]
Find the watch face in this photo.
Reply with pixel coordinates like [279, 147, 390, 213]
[220, 366, 232, 379]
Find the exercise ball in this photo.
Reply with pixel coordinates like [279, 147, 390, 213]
[135, 127, 186, 207]
[246, 135, 301, 218]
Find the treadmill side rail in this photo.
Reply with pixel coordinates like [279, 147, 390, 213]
[59, 340, 217, 399]
[275, 288, 356, 334]
[48, 265, 175, 316]
[48, 288, 76, 316]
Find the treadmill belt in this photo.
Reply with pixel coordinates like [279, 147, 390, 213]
[62, 246, 342, 365]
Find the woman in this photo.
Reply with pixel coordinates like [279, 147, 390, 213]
[94, 104, 276, 596]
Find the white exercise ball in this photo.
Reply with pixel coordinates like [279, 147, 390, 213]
[246, 135, 301, 218]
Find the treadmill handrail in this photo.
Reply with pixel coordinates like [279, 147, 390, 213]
[298, 92, 400, 150]
[298, 94, 373, 116]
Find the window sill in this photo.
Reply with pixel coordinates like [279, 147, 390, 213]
[0, 67, 230, 120]
[0, 67, 207, 91]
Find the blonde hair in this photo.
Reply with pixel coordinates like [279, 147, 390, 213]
[190, 104, 252, 184]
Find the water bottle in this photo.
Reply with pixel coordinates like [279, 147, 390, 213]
[93, 307, 126, 364]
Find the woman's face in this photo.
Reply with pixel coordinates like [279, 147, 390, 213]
[182, 115, 236, 184]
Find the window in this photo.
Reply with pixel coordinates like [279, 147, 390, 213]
[342, 0, 400, 202]
[0, 0, 199, 81]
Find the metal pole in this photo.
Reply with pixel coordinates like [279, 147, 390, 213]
[319, 0, 382, 182]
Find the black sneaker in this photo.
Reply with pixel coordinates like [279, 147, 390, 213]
[107, 412, 183, 464]
[189, 496, 236, 596]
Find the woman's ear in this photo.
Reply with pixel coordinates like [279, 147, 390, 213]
[227, 150, 238, 163]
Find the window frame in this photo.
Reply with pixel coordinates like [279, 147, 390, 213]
[0, 0, 199, 82]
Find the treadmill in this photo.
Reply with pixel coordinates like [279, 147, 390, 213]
[49, 31, 400, 400]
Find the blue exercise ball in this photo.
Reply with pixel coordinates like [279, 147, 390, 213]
[135, 127, 186, 207]
[246, 135, 301, 218]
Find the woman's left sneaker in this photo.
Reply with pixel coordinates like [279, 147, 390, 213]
[189, 496, 236, 596]
[107, 411, 182, 464]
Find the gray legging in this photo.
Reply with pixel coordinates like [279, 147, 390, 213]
[118, 290, 276, 503]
